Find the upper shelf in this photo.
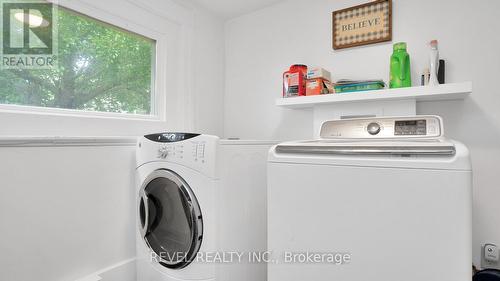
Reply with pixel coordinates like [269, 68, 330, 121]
[276, 81, 472, 109]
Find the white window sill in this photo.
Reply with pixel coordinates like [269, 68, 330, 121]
[0, 104, 159, 121]
[0, 106, 171, 137]
[0, 136, 137, 147]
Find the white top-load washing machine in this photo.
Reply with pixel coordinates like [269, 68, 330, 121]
[136, 133, 275, 281]
[268, 116, 472, 281]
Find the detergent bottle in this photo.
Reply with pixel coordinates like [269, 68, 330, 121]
[389, 42, 411, 88]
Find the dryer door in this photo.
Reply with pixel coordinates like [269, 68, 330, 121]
[139, 169, 203, 269]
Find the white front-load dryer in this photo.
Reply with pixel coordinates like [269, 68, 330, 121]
[136, 133, 275, 281]
[136, 133, 218, 281]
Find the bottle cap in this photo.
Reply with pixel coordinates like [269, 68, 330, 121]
[430, 40, 438, 47]
[393, 42, 407, 50]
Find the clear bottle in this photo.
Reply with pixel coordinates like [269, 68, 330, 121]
[429, 40, 440, 86]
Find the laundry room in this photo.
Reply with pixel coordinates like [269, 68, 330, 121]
[0, 0, 499, 281]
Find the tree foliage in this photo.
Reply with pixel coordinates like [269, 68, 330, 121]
[0, 7, 153, 114]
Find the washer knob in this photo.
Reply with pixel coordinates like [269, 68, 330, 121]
[367, 122, 381, 135]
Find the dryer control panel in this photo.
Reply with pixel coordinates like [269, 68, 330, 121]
[136, 133, 218, 177]
[320, 116, 443, 139]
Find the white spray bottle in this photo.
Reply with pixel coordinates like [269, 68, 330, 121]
[429, 40, 440, 86]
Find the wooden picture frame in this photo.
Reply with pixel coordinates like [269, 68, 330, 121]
[332, 0, 392, 50]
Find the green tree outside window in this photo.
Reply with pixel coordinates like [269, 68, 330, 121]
[0, 6, 154, 115]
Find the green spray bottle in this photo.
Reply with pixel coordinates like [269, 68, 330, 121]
[389, 42, 411, 88]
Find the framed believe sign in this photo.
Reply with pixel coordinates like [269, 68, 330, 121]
[332, 0, 392, 49]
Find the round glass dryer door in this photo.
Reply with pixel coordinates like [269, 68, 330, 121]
[139, 169, 203, 269]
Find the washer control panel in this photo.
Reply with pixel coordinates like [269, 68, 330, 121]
[394, 120, 427, 136]
[320, 116, 443, 139]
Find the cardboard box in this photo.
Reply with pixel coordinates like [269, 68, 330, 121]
[307, 67, 331, 81]
[306, 78, 334, 96]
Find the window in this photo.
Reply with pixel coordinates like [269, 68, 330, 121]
[0, 5, 155, 115]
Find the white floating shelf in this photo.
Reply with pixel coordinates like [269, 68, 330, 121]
[276, 81, 472, 109]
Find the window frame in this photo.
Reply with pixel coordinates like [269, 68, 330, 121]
[0, 0, 194, 136]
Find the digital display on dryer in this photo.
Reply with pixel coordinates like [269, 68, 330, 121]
[144, 133, 200, 143]
[394, 120, 427, 136]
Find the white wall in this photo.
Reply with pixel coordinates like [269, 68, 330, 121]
[0, 1, 225, 280]
[224, 0, 500, 266]
[0, 144, 136, 281]
[130, 0, 226, 137]
[191, 4, 226, 136]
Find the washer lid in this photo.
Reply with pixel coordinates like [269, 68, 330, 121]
[275, 138, 456, 156]
[269, 139, 471, 171]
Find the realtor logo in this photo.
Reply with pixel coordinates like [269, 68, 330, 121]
[1, 0, 57, 69]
